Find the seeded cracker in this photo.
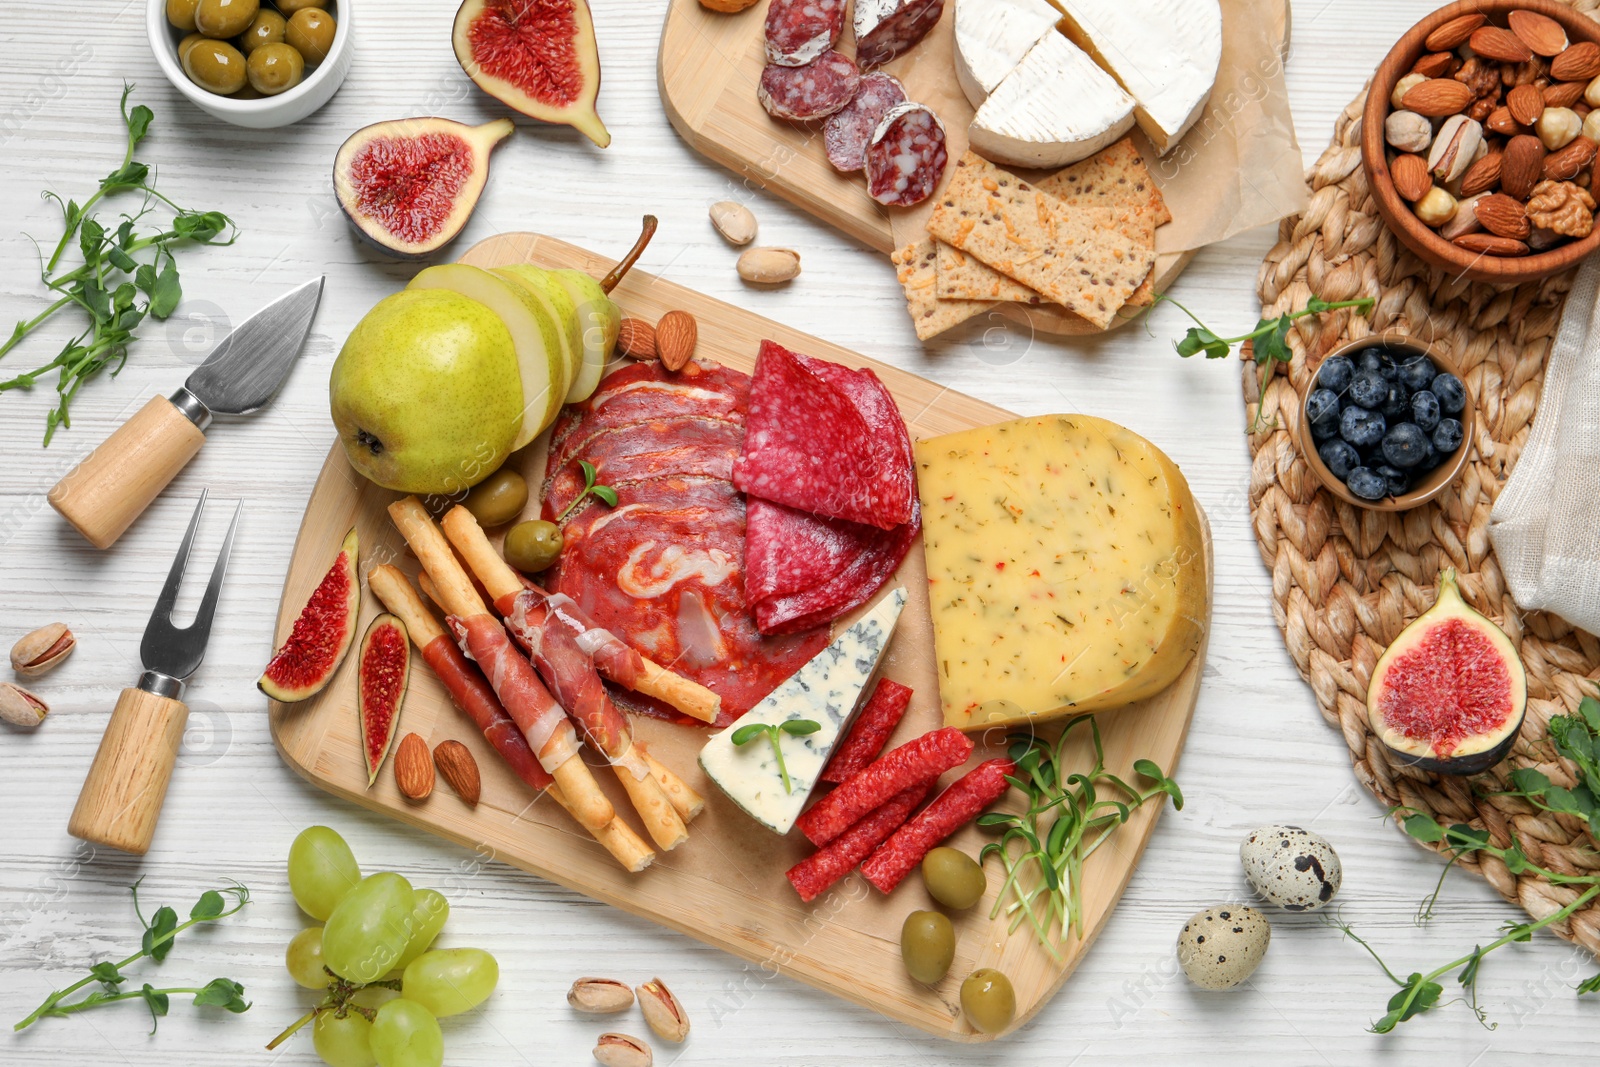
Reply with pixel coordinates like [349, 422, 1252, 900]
[925, 153, 1156, 329]
[891, 238, 994, 340]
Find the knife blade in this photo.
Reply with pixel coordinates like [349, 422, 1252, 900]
[47, 277, 325, 549]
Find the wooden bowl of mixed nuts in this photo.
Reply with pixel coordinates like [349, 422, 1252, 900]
[1363, 0, 1600, 284]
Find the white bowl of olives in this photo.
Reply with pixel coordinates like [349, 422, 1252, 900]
[147, 0, 354, 128]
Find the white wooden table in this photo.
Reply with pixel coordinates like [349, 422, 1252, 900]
[1, 1, 1593, 1062]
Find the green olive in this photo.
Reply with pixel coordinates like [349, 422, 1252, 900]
[921, 847, 987, 910]
[274, 0, 328, 11]
[285, 7, 335, 64]
[960, 969, 1015, 1034]
[195, 0, 259, 38]
[463, 468, 529, 528]
[239, 8, 286, 52]
[184, 39, 248, 95]
[177, 32, 206, 64]
[900, 910, 955, 985]
[503, 520, 563, 574]
[247, 41, 304, 94]
[167, 0, 200, 31]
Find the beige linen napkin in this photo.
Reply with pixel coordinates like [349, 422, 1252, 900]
[1489, 256, 1600, 633]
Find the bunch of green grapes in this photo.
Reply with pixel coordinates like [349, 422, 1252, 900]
[277, 826, 500, 1067]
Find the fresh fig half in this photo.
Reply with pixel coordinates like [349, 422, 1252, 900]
[357, 612, 411, 786]
[1367, 569, 1527, 776]
[260, 527, 361, 703]
[333, 117, 515, 259]
[453, 0, 610, 148]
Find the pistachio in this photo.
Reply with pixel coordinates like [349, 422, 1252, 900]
[1427, 115, 1484, 183]
[0, 682, 48, 727]
[1391, 72, 1429, 111]
[709, 200, 758, 245]
[1439, 193, 1486, 240]
[636, 978, 689, 1043]
[1385, 110, 1434, 153]
[736, 246, 801, 285]
[568, 977, 635, 1014]
[11, 622, 74, 678]
[593, 1032, 652, 1067]
[1538, 106, 1582, 150]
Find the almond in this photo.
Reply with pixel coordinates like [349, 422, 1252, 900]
[1402, 78, 1476, 117]
[617, 317, 657, 360]
[1486, 106, 1527, 137]
[1509, 10, 1568, 57]
[1425, 13, 1486, 52]
[433, 739, 481, 805]
[1503, 134, 1549, 199]
[1508, 83, 1546, 126]
[394, 733, 434, 801]
[1470, 26, 1533, 64]
[1453, 232, 1530, 256]
[1390, 153, 1434, 202]
[1545, 81, 1588, 109]
[1460, 150, 1504, 197]
[654, 310, 697, 373]
[1545, 135, 1599, 180]
[1552, 42, 1600, 82]
[1411, 51, 1456, 79]
[1475, 193, 1532, 239]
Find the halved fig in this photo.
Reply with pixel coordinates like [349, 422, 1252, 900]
[1367, 569, 1527, 776]
[333, 117, 514, 259]
[260, 528, 361, 702]
[453, 0, 610, 148]
[357, 612, 411, 786]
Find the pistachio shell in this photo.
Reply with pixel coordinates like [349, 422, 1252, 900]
[568, 977, 635, 1013]
[11, 622, 74, 677]
[736, 246, 801, 284]
[593, 1032, 652, 1067]
[709, 200, 757, 245]
[0, 682, 48, 727]
[636, 978, 689, 1042]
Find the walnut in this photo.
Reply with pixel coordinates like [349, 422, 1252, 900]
[1505, 57, 1550, 86]
[1527, 179, 1597, 237]
[1455, 56, 1501, 99]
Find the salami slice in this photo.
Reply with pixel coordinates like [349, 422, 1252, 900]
[854, 0, 945, 69]
[753, 501, 918, 635]
[785, 781, 932, 902]
[758, 51, 861, 122]
[801, 353, 915, 509]
[764, 0, 846, 67]
[546, 360, 748, 467]
[865, 102, 948, 207]
[544, 416, 743, 518]
[744, 499, 862, 605]
[821, 678, 913, 785]
[823, 72, 907, 173]
[861, 758, 1017, 894]
[796, 727, 974, 847]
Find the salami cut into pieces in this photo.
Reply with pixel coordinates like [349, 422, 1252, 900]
[753, 501, 918, 634]
[861, 758, 1017, 893]
[821, 678, 913, 785]
[758, 51, 861, 122]
[854, 0, 945, 69]
[764, 0, 846, 66]
[865, 102, 948, 207]
[796, 727, 975, 846]
[786, 781, 932, 902]
[823, 72, 907, 173]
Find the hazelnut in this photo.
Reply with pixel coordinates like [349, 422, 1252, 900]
[1385, 110, 1435, 154]
[1414, 186, 1460, 227]
[1587, 74, 1600, 109]
[1392, 73, 1429, 111]
[1538, 106, 1583, 149]
[1583, 109, 1600, 145]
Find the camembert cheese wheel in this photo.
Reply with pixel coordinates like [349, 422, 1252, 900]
[916, 415, 1206, 729]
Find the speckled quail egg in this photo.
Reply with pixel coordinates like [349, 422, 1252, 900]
[1240, 824, 1342, 912]
[1177, 905, 1271, 990]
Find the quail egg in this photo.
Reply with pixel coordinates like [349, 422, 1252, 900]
[1177, 905, 1270, 990]
[1240, 824, 1342, 912]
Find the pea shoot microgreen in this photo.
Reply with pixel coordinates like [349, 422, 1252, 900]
[14, 880, 250, 1032]
[731, 718, 822, 794]
[0, 84, 238, 444]
[555, 460, 619, 523]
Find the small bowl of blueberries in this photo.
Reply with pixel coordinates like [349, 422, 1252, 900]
[1297, 334, 1474, 511]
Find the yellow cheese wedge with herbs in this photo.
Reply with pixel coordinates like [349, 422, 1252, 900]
[916, 414, 1206, 729]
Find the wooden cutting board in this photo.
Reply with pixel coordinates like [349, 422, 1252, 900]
[268, 231, 1212, 1041]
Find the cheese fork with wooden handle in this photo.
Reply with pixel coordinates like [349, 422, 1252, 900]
[68, 490, 240, 855]
[48, 277, 322, 550]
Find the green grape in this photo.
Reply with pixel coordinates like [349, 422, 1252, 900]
[322, 872, 415, 983]
[392, 889, 449, 971]
[401, 948, 499, 1018]
[286, 926, 333, 989]
[289, 826, 362, 921]
[351, 984, 398, 1011]
[369, 999, 443, 1067]
[313, 1008, 377, 1067]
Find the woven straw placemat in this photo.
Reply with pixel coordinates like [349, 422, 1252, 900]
[1248, 14, 1600, 951]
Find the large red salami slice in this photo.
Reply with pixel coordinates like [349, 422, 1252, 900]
[796, 727, 974, 847]
[764, 0, 846, 67]
[753, 501, 919, 635]
[757, 51, 861, 122]
[865, 102, 948, 207]
[801, 352, 915, 505]
[861, 758, 1017, 894]
[743, 499, 861, 605]
[854, 0, 944, 69]
[785, 781, 931, 902]
[823, 72, 907, 173]
[544, 416, 743, 518]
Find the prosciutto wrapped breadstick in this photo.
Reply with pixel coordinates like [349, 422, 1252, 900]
[366, 565, 654, 873]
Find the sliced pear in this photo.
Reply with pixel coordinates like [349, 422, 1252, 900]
[407, 264, 564, 448]
[548, 268, 618, 404]
[493, 265, 587, 404]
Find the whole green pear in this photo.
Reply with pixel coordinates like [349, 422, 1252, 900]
[329, 289, 523, 494]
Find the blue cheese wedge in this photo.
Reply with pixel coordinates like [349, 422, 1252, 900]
[970, 31, 1136, 168]
[698, 588, 906, 834]
[952, 0, 1063, 108]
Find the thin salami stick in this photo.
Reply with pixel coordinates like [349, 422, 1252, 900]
[795, 727, 974, 847]
[786, 781, 932, 903]
[820, 678, 913, 784]
[861, 758, 1017, 894]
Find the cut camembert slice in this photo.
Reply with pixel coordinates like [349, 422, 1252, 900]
[969, 30, 1136, 168]
[952, 0, 1063, 107]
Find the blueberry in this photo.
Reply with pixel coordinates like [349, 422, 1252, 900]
[1377, 352, 1400, 381]
[1357, 348, 1385, 377]
[1398, 353, 1437, 392]
[1340, 405, 1387, 448]
[1432, 417, 1464, 454]
[1375, 464, 1410, 496]
[1348, 371, 1389, 409]
[1381, 422, 1431, 468]
[1346, 466, 1388, 500]
[1311, 418, 1340, 442]
[1380, 381, 1412, 420]
[1431, 372, 1467, 414]
[1417, 439, 1441, 472]
[1411, 389, 1441, 432]
[1317, 355, 1355, 395]
[1306, 388, 1341, 427]
[1319, 439, 1360, 479]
